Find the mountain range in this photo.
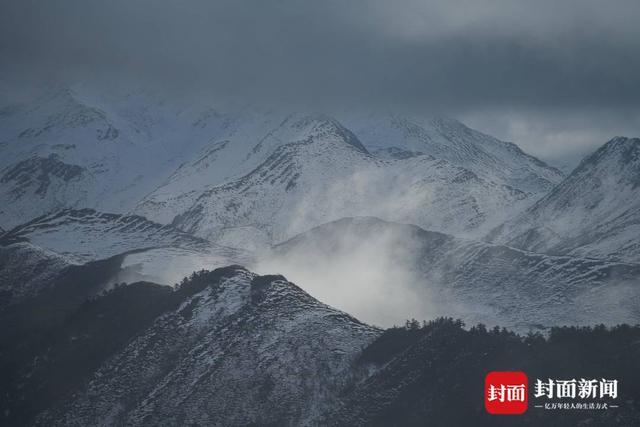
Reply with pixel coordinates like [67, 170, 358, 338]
[0, 86, 561, 239]
[1, 84, 639, 425]
[1, 85, 639, 325]
[489, 136, 640, 263]
[259, 217, 640, 329]
[2, 266, 638, 426]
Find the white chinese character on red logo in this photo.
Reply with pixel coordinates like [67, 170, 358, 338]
[488, 383, 526, 403]
[506, 384, 526, 402]
[488, 384, 506, 402]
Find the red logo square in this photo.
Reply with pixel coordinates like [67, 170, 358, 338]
[485, 371, 528, 415]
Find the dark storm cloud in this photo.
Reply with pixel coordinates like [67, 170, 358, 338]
[1, 0, 639, 159]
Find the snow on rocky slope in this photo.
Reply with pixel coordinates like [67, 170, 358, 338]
[256, 217, 640, 330]
[489, 137, 640, 263]
[169, 114, 537, 247]
[1, 208, 218, 263]
[0, 87, 162, 228]
[0, 84, 563, 244]
[135, 111, 564, 231]
[0, 86, 266, 228]
[0, 209, 249, 305]
[38, 266, 380, 426]
[131, 112, 368, 224]
[4, 266, 638, 426]
[341, 113, 564, 193]
[133, 112, 367, 225]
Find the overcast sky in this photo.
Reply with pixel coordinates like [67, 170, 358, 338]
[1, 0, 639, 166]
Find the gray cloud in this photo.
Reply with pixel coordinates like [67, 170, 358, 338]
[462, 107, 640, 170]
[1, 0, 639, 162]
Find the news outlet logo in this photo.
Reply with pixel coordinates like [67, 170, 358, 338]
[485, 371, 528, 414]
[485, 372, 619, 415]
[534, 378, 618, 399]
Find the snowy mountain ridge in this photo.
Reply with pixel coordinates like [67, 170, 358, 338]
[0, 85, 563, 242]
[37, 266, 380, 426]
[257, 217, 640, 329]
[489, 136, 640, 263]
[341, 113, 564, 193]
[0, 208, 250, 306]
[1, 85, 640, 426]
[1, 84, 639, 327]
[166, 113, 550, 247]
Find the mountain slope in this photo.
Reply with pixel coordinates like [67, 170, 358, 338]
[0, 87, 273, 228]
[0, 242, 70, 307]
[5, 269, 639, 426]
[1, 208, 215, 263]
[133, 112, 370, 225]
[135, 112, 564, 227]
[0, 209, 249, 306]
[0, 85, 563, 240]
[256, 217, 640, 329]
[342, 113, 564, 193]
[170, 116, 532, 247]
[489, 137, 640, 263]
[38, 266, 380, 426]
[0, 87, 165, 228]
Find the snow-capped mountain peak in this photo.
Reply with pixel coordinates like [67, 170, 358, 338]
[37, 266, 380, 426]
[489, 136, 640, 262]
[1, 85, 563, 238]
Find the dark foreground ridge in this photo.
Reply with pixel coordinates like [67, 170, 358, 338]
[0, 266, 638, 426]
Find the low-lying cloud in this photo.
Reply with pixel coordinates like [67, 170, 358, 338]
[252, 222, 446, 327]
